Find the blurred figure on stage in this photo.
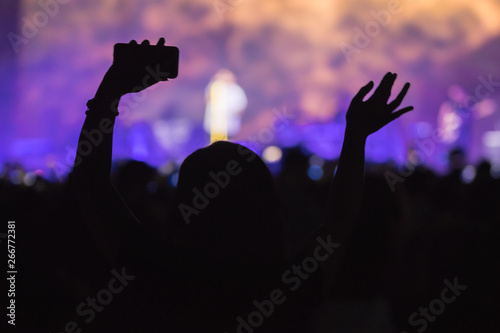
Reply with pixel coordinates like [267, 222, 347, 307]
[204, 69, 247, 143]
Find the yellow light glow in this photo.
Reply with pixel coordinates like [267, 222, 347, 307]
[209, 80, 228, 143]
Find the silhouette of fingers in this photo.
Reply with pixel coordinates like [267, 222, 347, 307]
[353, 81, 374, 102]
[390, 106, 414, 120]
[141, 40, 150, 46]
[373, 72, 396, 102]
[157, 37, 165, 46]
[129, 40, 138, 45]
[388, 82, 411, 111]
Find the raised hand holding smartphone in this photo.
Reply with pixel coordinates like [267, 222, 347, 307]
[96, 38, 178, 99]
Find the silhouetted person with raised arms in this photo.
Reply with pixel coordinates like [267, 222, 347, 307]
[70, 38, 413, 332]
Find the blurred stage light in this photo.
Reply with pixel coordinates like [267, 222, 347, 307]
[438, 102, 462, 144]
[491, 164, 500, 178]
[158, 161, 176, 176]
[309, 154, 325, 167]
[8, 170, 23, 185]
[473, 99, 497, 119]
[447, 85, 468, 104]
[169, 172, 179, 187]
[262, 145, 282, 163]
[483, 131, 500, 148]
[461, 165, 476, 183]
[307, 164, 323, 181]
[23, 172, 37, 187]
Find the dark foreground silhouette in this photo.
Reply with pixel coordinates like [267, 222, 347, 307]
[68, 39, 415, 332]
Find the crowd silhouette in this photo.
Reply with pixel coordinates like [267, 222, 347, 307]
[2, 39, 499, 332]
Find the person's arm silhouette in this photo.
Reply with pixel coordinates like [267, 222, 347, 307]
[309, 72, 413, 296]
[70, 38, 169, 265]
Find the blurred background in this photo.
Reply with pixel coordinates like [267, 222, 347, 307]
[1, 0, 500, 177]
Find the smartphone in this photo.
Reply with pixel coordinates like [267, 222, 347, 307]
[113, 43, 179, 79]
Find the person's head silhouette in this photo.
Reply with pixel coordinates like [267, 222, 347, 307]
[169, 141, 285, 273]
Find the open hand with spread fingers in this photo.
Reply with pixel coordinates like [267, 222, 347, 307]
[346, 72, 413, 138]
